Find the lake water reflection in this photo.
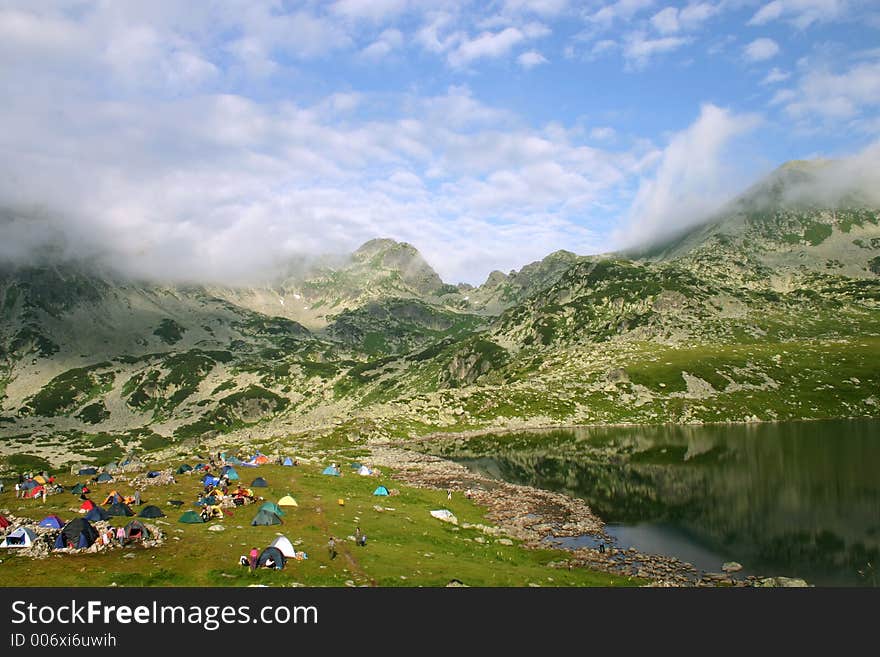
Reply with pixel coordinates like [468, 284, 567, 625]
[447, 419, 880, 586]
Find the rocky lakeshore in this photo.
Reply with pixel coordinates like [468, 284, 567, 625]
[373, 443, 809, 587]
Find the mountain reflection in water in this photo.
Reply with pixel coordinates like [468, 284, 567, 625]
[443, 419, 880, 586]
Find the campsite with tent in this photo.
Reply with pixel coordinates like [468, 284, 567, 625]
[0, 444, 641, 587]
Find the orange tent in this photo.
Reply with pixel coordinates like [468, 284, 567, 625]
[254, 455, 269, 465]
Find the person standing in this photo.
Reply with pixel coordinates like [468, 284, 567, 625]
[249, 546, 259, 572]
[327, 536, 337, 560]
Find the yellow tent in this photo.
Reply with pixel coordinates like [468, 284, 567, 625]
[278, 495, 298, 507]
[33, 475, 47, 485]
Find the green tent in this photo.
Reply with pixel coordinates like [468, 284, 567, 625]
[251, 509, 282, 526]
[176, 464, 193, 474]
[179, 511, 205, 524]
[259, 501, 285, 517]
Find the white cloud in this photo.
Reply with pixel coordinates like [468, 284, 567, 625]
[0, 63, 643, 284]
[748, 0, 850, 30]
[415, 11, 460, 54]
[650, 3, 718, 34]
[518, 50, 549, 68]
[616, 103, 762, 248]
[361, 28, 404, 59]
[779, 59, 880, 121]
[331, 0, 410, 22]
[744, 38, 780, 62]
[448, 27, 525, 67]
[589, 0, 657, 28]
[762, 67, 790, 84]
[623, 32, 689, 68]
[590, 126, 617, 140]
[502, 0, 570, 16]
[590, 39, 619, 58]
[651, 7, 680, 33]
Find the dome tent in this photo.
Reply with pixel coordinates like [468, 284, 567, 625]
[1, 527, 38, 548]
[84, 506, 111, 522]
[251, 509, 282, 526]
[39, 515, 64, 529]
[257, 546, 285, 569]
[277, 495, 298, 507]
[259, 501, 284, 517]
[179, 511, 205, 524]
[56, 518, 98, 549]
[124, 520, 151, 540]
[372, 486, 389, 496]
[139, 505, 165, 518]
[106, 502, 134, 517]
[269, 535, 297, 558]
[251, 477, 268, 488]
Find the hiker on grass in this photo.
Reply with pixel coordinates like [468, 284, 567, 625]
[328, 536, 337, 560]
[355, 527, 367, 547]
[249, 547, 259, 572]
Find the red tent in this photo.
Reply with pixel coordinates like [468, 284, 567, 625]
[79, 499, 96, 511]
[24, 485, 44, 499]
[0, 515, 10, 529]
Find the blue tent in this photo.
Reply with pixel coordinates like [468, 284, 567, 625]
[19, 480, 38, 490]
[251, 477, 268, 488]
[372, 486, 389, 496]
[203, 475, 221, 486]
[225, 456, 243, 465]
[39, 515, 64, 529]
[78, 467, 97, 475]
[220, 466, 239, 480]
[196, 496, 219, 506]
[322, 466, 341, 476]
[84, 507, 111, 522]
[147, 471, 162, 478]
[282, 457, 294, 466]
[350, 462, 363, 469]
[95, 472, 113, 483]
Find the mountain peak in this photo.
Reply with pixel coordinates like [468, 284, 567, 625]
[353, 238, 418, 259]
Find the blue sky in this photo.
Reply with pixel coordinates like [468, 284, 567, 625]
[1, 1, 879, 284]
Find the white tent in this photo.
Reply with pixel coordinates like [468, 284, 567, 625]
[430, 509, 458, 525]
[0, 527, 37, 548]
[357, 466, 372, 476]
[269, 535, 297, 558]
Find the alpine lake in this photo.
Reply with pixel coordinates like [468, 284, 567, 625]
[425, 418, 880, 586]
